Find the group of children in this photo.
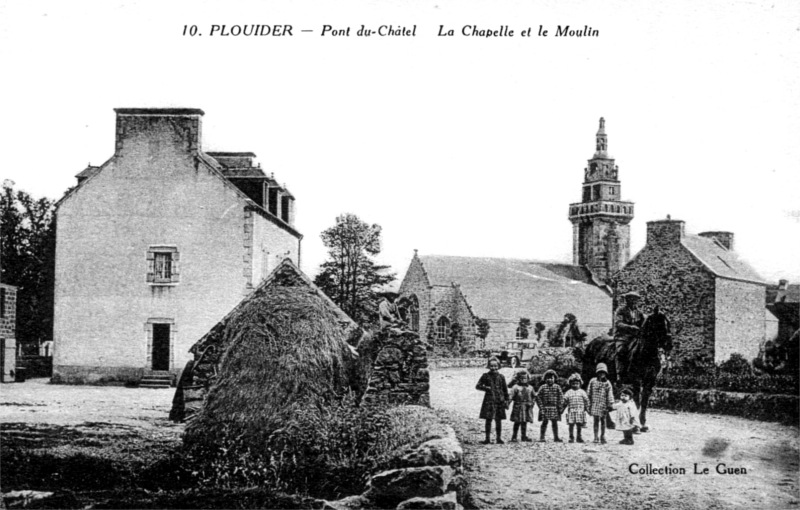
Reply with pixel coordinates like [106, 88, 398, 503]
[475, 357, 641, 445]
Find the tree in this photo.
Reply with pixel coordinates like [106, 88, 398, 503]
[474, 317, 490, 349]
[313, 214, 395, 326]
[1, 180, 56, 352]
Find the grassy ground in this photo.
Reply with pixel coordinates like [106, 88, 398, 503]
[1, 378, 451, 509]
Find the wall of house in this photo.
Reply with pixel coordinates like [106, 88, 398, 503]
[616, 241, 717, 367]
[0, 284, 17, 381]
[250, 211, 300, 289]
[53, 114, 299, 383]
[714, 279, 766, 364]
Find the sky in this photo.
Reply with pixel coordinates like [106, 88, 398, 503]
[2, 0, 799, 285]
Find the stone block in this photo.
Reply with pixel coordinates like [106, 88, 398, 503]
[368, 466, 453, 504]
[320, 494, 372, 510]
[397, 491, 461, 510]
[399, 434, 462, 469]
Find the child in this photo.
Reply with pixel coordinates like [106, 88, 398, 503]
[508, 370, 536, 442]
[613, 387, 641, 445]
[536, 369, 564, 442]
[561, 373, 589, 443]
[476, 357, 509, 444]
[587, 363, 614, 444]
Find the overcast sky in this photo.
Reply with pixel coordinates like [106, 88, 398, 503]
[2, 0, 799, 285]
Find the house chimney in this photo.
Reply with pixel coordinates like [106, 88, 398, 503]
[113, 108, 204, 156]
[646, 218, 685, 247]
[698, 231, 735, 251]
[778, 279, 789, 290]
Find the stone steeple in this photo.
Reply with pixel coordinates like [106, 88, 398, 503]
[568, 118, 635, 282]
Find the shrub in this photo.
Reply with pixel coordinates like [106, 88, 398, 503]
[177, 396, 447, 500]
[657, 360, 798, 395]
[718, 353, 752, 376]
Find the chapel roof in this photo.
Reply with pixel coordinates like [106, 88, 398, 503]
[417, 255, 612, 325]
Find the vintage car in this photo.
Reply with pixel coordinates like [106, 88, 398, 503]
[495, 340, 539, 368]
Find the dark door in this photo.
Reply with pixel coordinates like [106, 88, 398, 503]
[1, 339, 5, 382]
[152, 324, 170, 371]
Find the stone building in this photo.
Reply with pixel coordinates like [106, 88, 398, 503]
[399, 119, 633, 353]
[568, 117, 634, 283]
[53, 108, 302, 384]
[399, 253, 612, 353]
[614, 219, 768, 365]
[1, 284, 18, 382]
[766, 280, 800, 345]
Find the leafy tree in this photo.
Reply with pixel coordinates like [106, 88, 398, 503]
[313, 213, 395, 326]
[474, 317, 490, 349]
[1, 180, 56, 352]
[517, 317, 531, 339]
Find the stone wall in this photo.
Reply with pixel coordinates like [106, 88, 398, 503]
[650, 387, 799, 425]
[399, 254, 433, 341]
[715, 279, 766, 363]
[362, 329, 431, 407]
[429, 286, 476, 356]
[617, 226, 717, 366]
[323, 423, 465, 510]
[1, 284, 17, 382]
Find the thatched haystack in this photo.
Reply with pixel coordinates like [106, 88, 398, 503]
[172, 259, 363, 444]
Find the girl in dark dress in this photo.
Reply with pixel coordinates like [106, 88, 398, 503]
[476, 357, 509, 444]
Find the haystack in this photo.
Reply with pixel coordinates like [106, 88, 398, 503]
[172, 259, 363, 445]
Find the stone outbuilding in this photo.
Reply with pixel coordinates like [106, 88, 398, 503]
[53, 108, 302, 384]
[614, 218, 769, 366]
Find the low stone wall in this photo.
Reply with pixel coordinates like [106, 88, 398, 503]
[362, 330, 431, 407]
[51, 365, 147, 385]
[428, 358, 487, 369]
[650, 387, 799, 425]
[323, 425, 465, 510]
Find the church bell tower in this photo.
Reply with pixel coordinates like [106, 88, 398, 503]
[568, 118, 634, 282]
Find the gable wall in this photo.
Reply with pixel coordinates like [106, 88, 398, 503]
[53, 118, 298, 383]
[617, 243, 717, 366]
[715, 278, 766, 363]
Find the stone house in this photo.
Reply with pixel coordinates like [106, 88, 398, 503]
[1, 283, 18, 382]
[614, 219, 769, 365]
[53, 108, 302, 384]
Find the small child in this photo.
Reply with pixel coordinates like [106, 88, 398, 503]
[508, 370, 536, 442]
[561, 373, 589, 443]
[613, 387, 641, 445]
[536, 369, 564, 442]
[476, 357, 509, 444]
[587, 363, 614, 444]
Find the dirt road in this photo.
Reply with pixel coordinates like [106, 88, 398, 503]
[431, 367, 800, 510]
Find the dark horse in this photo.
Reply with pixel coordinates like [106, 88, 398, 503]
[579, 306, 673, 431]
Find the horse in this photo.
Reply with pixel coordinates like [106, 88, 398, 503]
[578, 306, 673, 432]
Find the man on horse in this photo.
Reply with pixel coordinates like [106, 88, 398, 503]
[613, 291, 645, 383]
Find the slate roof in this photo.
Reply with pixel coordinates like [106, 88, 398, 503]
[682, 235, 765, 285]
[418, 255, 612, 325]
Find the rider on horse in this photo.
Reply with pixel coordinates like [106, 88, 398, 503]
[613, 291, 645, 383]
